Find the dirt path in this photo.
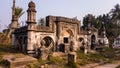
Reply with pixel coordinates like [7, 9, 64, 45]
[94, 64, 119, 68]
[93, 61, 120, 68]
[79, 61, 120, 68]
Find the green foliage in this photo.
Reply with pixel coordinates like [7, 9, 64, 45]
[68, 62, 77, 68]
[26, 63, 40, 68]
[38, 58, 45, 65]
[83, 14, 95, 28]
[76, 52, 89, 66]
[76, 50, 116, 66]
[88, 53, 106, 63]
[0, 60, 10, 67]
[47, 56, 64, 64]
[100, 47, 120, 61]
[15, 7, 24, 18]
[82, 4, 120, 47]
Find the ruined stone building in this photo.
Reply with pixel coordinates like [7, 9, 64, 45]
[11, 1, 109, 59]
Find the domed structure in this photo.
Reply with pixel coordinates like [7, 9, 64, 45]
[28, 1, 35, 8]
[27, 1, 36, 24]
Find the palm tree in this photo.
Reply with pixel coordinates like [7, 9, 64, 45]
[110, 4, 120, 20]
[14, 7, 24, 19]
[110, 4, 120, 37]
[6, 7, 24, 38]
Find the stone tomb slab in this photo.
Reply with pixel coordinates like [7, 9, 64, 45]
[3, 54, 37, 68]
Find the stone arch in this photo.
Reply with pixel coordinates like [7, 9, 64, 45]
[78, 37, 84, 42]
[91, 35, 96, 49]
[78, 37, 85, 51]
[63, 29, 74, 38]
[63, 29, 74, 43]
[38, 36, 54, 59]
[60, 29, 75, 52]
[41, 36, 54, 51]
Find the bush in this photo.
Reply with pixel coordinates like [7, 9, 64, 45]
[47, 56, 64, 64]
[0, 60, 10, 67]
[38, 58, 45, 65]
[77, 59, 88, 66]
[76, 51, 109, 66]
[88, 53, 106, 63]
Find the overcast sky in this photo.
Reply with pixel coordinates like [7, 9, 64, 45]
[0, 0, 120, 32]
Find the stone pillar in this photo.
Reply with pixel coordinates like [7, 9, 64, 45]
[68, 52, 77, 64]
[12, 34, 15, 47]
[87, 35, 91, 53]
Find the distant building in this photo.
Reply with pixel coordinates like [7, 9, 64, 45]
[11, 1, 109, 59]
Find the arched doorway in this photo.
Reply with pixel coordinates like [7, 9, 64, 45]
[91, 35, 96, 49]
[78, 37, 84, 51]
[39, 36, 54, 59]
[23, 36, 27, 53]
[41, 36, 54, 49]
[61, 29, 74, 52]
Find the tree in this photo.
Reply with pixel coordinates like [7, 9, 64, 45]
[15, 7, 24, 18]
[83, 14, 95, 29]
[110, 4, 120, 20]
[109, 4, 120, 37]
[6, 7, 24, 38]
[39, 18, 45, 26]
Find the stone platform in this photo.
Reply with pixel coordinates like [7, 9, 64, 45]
[2, 54, 37, 68]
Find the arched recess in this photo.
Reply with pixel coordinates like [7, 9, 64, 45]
[23, 36, 27, 53]
[17, 36, 22, 51]
[41, 36, 54, 51]
[63, 29, 74, 38]
[78, 37, 85, 51]
[78, 37, 84, 42]
[63, 29, 74, 43]
[60, 29, 74, 52]
[91, 35, 96, 49]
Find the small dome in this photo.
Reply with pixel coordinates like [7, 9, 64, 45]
[28, 1, 35, 8]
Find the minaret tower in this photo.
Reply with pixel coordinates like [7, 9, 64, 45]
[7, 0, 18, 38]
[12, 0, 15, 16]
[26, 1, 37, 56]
[27, 1, 36, 24]
[10, 0, 18, 29]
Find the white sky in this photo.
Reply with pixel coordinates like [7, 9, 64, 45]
[0, 0, 120, 32]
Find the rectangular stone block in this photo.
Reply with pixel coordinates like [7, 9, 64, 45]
[68, 52, 77, 64]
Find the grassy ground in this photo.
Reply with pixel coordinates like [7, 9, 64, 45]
[0, 44, 120, 68]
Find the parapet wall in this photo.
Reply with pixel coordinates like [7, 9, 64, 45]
[46, 15, 80, 24]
